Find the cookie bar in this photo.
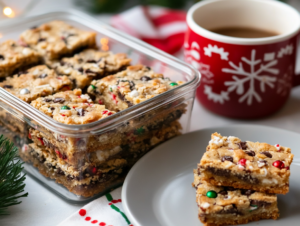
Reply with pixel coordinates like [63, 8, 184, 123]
[87, 64, 185, 112]
[30, 89, 115, 125]
[29, 120, 181, 166]
[193, 171, 279, 226]
[0, 65, 72, 103]
[20, 121, 181, 197]
[0, 65, 73, 135]
[50, 49, 131, 89]
[199, 133, 294, 194]
[19, 21, 96, 60]
[0, 40, 41, 77]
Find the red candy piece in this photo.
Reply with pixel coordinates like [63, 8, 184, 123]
[286, 166, 290, 170]
[274, 144, 281, 151]
[37, 137, 44, 146]
[55, 150, 62, 158]
[102, 110, 108, 114]
[92, 167, 97, 174]
[98, 100, 104, 105]
[28, 133, 32, 139]
[238, 158, 247, 166]
[61, 114, 66, 117]
[272, 160, 285, 169]
[107, 112, 113, 116]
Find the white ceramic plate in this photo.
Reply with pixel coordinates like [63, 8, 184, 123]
[122, 124, 300, 226]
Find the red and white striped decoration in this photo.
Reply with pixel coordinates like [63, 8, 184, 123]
[111, 6, 187, 54]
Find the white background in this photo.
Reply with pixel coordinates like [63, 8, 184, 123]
[0, 0, 300, 225]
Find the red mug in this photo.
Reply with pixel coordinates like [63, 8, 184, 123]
[184, 0, 300, 118]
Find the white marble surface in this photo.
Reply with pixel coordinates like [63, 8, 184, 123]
[0, 0, 300, 225]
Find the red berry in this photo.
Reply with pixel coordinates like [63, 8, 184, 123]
[238, 159, 247, 166]
[272, 160, 285, 169]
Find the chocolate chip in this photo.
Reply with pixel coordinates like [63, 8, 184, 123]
[50, 107, 55, 111]
[260, 151, 272, 158]
[140, 76, 152, 81]
[60, 61, 65, 66]
[44, 98, 52, 102]
[38, 73, 48, 78]
[86, 59, 97, 63]
[53, 97, 65, 103]
[17, 70, 28, 76]
[218, 190, 228, 195]
[38, 38, 46, 42]
[76, 139, 86, 146]
[146, 66, 151, 70]
[221, 156, 233, 162]
[129, 81, 135, 90]
[245, 150, 255, 156]
[250, 200, 271, 208]
[77, 67, 83, 73]
[241, 189, 254, 196]
[0, 55, 4, 60]
[3, 85, 13, 89]
[206, 166, 231, 177]
[85, 69, 98, 76]
[225, 187, 236, 191]
[238, 141, 248, 150]
[76, 108, 85, 116]
[236, 173, 259, 184]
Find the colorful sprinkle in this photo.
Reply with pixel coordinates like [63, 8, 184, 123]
[206, 190, 217, 198]
[169, 82, 178, 86]
[90, 84, 96, 89]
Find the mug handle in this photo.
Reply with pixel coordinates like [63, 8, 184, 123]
[293, 73, 300, 87]
[293, 33, 300, 87]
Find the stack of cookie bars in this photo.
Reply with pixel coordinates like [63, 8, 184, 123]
[194, 132, 294, 226]
[0, 21, 186, 197]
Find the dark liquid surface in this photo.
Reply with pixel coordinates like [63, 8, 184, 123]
[210, 27, 279, 38]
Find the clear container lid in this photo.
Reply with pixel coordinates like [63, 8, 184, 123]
[0, 10, 201, 137]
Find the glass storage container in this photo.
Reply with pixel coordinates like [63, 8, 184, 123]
[0, 10, 201, 202]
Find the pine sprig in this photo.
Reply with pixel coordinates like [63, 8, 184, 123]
[0, 135, 28, 215]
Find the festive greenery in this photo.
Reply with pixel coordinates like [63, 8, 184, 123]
[0, 136, 28, 215]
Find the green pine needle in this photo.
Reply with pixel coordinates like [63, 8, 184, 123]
[0, 135, 28, 215]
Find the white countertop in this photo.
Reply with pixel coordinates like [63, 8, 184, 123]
[1, 0, 300, 225]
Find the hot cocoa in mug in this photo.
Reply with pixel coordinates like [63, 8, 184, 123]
[185, 0, 300, 118]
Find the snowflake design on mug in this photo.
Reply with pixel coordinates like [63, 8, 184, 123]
[277, 65, 293, 96]
[222, 49, 279, 105]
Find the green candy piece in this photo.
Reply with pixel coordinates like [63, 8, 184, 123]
[90, 84, 96, 89]
[206, 190, 217, 198]
[110, 87, 113, 92]
[169, 82, 178, 86]
[134, 126, 145, 135]
[61, 105, 70, 110]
